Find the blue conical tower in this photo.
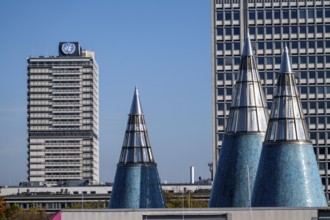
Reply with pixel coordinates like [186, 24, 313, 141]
[209, 30, 269, 207]
[109, 87, 165, 208]
[252, 45, 327, 207]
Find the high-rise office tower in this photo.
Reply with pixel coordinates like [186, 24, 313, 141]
[211, 0, 330, 199]
[252, 45, 327, 207]
[109, 88, 165, 208]
[27, 42, 99, 185]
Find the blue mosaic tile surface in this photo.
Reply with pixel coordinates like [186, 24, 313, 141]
[252, 142, 327, 207]
[209, 133, 264, 207]
[109, 164, 165, 208]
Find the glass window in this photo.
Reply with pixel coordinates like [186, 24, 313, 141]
[292, 56, 298, 64]
[300, 9, 306, 19]
[316, 26, 323, 33]
[292, 41, 298, 49]
[275, 56, 281, 64]
[309, 71, 316, 79]
[326, 26, 330, 33]
[274, 27, 281, 34]
[217, 58, 224, 65]
[309, 56, 315, 64]
[301, 56, 307, 64]
[258, 42, 264, 50]
[266, 27, 272, 35]
[317, 41, 323, 48]
[225, 43, 232, 50]
[291, 9, 298, 19]
[283, 9, 289, 19]
[308, 26, 314, 34]
[217, 11, 223, 21]
[234, 57, 240, 65]
[326, 41, 330, 48]
[318, 101, 325, 110]
[283, 27, 289, 34]
[258, 57, 264, 65]
[308, 9, 314, 19]
[217, 28, 223, 36]
[318, 86, 325, 94]
[217, 43, 223, 51]
[250, 27, 255, 35]
[218, 88, 224, 96]
[301, 87, 307, 94]
[274, 10, 280, 19]
[318, 71, 324, 79]
[257, 10, 263, 20]
[233, 28, 239, 35]
[300, 26, 306, 34]
[291, 26, 298, 34]
[316, 9, 323, 18]
[275, 41, 281, 49]
[217, 73, 224, 81]
[326, 56, 330, 63]
[233, 11, 240, 20]
[225, 11, 231, 20]
[234, 43, 240, 50]
[308, 41, 315, 49]
[317, 56, 324, 64]
[266, 42, 272, 50]
[325, 9, 330, 18]
[249, 10, 255, 20]
[257, 27, 263, 35]
[266, 57, 273, 65]
[225, 28, 232, 36]
[300, 41, 307, 49]
[266, 10, 272, 19]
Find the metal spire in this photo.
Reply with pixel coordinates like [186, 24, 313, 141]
[242, 29, 253, 56]
[119, 88, 154, 164]
[129, 86, 143, 115]
[226, 29, 269, 133]
[279, 43, 293, 74]
[265, 44, 310, 142]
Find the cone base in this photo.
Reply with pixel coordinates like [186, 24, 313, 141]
[252, 142, 327, 207]
[209, 133, 264, 207]
[109, 164, 165, 208]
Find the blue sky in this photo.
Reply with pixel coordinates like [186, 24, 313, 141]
[0, 1, 211, 185]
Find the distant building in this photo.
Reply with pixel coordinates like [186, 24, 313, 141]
[211, 0, 330, 199]
[27, 42, 99, 185]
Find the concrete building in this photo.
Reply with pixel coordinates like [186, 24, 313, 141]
[109, 88, 165, 208]
[27, 42, 99, 185]
[211, 0, 330, 199]
[209, 31, 268, 207]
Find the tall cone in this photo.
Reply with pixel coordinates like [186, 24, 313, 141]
[209, 30, 269, 207]
[109, 87, 165, 208]
[252, 45, 327, 207]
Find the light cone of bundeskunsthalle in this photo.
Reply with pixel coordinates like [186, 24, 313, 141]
[252, 45, 327, 207]
[109, 87, 165, 208]
[209, 30, 269, 207]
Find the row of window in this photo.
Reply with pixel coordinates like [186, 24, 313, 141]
[217, 25, 330, 38]
[217, 55, 330, 66]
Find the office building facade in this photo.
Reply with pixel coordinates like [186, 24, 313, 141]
[211, 0, 330, 199]
[27, 42, 99, 185]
